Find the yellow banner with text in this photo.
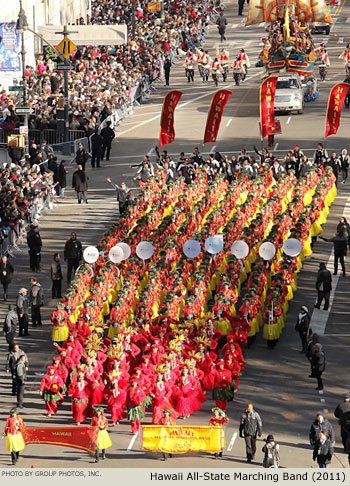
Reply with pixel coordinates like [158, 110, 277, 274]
[141, 425, 223, 453]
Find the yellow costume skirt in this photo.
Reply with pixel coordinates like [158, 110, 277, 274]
[52, 325, 69, 342]
[6, 432, 25, 452]
[96, 430, 112, 450]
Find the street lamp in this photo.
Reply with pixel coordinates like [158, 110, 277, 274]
[16, 0, 29, 153]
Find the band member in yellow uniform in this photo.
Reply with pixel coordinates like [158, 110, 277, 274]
[3, 408, 26, 465]
[209, 407, 229, 458]
[90, 406, 112, 463]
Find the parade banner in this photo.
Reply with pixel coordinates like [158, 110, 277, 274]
[203, 89, 232, 144]
[259, 76, 278, 140]
[159, 90, 183, 147]
[22, 426, 99, 455]
[0, 23, 21, 72]
[141, 425, 223, 453]
[324, 83, 350, 138]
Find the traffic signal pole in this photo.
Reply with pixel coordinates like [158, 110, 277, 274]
[54, 25, 78, 150]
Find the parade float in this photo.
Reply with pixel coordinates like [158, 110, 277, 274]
[246, 0, 333, 78]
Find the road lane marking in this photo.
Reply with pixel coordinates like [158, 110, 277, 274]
[232, 24, 238, 28]
[117, 81, 251, 137]
[227, 432, 237, 452]
[287, 116, 291, 124]
[226, 118, 233, 127]
[211, 145, 217, 152]
[323, 409, 329, 413]
[127, 431, 139, 451]
[274, 143, 279, 150]
[147, 147, 154, 156]
[346, 17, 350, 22]
[309, 197, 350, 335]
[319, 390, 324, 395]
[320, 398, 325, 403]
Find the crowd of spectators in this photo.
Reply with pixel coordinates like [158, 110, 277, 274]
[0, 157, 55, 252]
[0, 0, 214, 139]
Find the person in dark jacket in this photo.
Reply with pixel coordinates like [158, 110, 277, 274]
[320, 230, 347, 276]
[16, 288, 29, 337]
[101, 121, 115, 161]
[8, 145, 24, 164]
[106, 178, 129, 214]
[50, 74, 60, 94]
[315, 262, 332, 310]
[216, 12, 228, 39]
[337, 217, 350, 248]
[100, 102, 112, 123]
[271, 160, 284, 181]
[306, 333, 321, 377]
[15, 355, 27, 408]
[309, 413, 335, 446]
[90, 130, 104, 168]
[64, 233, 83, 283]
[313, 431, 334, 468]
[311, 344, 325, 390]
[58, 160, 68, 198]
[29, 278, 44, 327]
[237, 0, 246, 15]
[47, 153, 59, 189]
[51, 253, 63, 299]
[6, 344, 28, 396]
[0, 255, 14, 301]
[339, 149, 349, 184]
[26, 225, 42, 272]
[334, 393, 350, 450]
[295, 305, 310, 353]
[72, 165, 89, 204]
[164, 56, 172, 86]
[262, 434, 279, 468]
[133, 161, 154, 183]
[3, 305, 18, 352]
[239, 403, 263, 463]
[75, 144, 90, 170]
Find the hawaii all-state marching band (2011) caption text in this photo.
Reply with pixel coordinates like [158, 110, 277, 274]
[0, 470, 348, 485]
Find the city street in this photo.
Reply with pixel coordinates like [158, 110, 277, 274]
[1, 0, 350, 469]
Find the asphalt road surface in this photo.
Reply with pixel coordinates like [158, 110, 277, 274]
[1, 0, 350, 469]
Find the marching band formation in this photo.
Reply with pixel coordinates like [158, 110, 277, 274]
[179, 47, 250, 86]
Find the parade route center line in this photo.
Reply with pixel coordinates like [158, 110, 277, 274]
[127, 431, 139, 451]
[287, 116, 291, 124]
[226, 432, 238, 452]
[309, 197, 350, 335]
[117, 73, 264, 137]
[226, 118, 233, 127]
[274, 143, 279, 151]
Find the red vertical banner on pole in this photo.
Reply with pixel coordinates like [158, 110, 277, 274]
[203, 89, 232, 144]
[324, 83, 350, 138]
[159, 90, 183, 147]
[259, 76, 278, 140]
